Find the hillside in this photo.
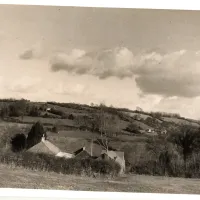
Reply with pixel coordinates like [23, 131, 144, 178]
[0, 98, 200, 167]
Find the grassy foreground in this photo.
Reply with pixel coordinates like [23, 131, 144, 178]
[1, 164, 200, 194]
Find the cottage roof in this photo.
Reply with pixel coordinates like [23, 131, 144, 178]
[27, 138, 61, 155]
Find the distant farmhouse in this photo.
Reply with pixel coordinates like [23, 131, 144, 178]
[27, 135, 126, 174]
[46, 107, 52, 112]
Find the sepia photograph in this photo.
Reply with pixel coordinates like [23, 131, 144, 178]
[0, 3, 200, 195]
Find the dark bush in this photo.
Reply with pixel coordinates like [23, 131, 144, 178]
[52, 125, 58, 133]
[125, 123, 141, 134]
[11, 133, 26, 152]
[68, 114, 75, 120]
[0, 152, 121, 177]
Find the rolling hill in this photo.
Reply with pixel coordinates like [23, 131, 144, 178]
[0, 98, 199, 167]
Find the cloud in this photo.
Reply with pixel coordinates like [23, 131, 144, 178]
[154, 96, 200, 119]
[19, 43, 44, 60]
[50, 47, 135, 79]
[20, 49, 34, 60]
[134, 50, 200, 98]
[50, 47, 200, 98]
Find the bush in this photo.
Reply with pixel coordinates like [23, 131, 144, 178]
[29, 106, 40, 117]
[68, 114, 75, 120]
[11, 134, 26, 152]
[52, 125, 58, 133]
[0, 152, 121, 178]
[125, 123, 141, 134]
[26, 121, 46, 149]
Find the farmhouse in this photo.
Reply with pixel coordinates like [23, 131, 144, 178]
[146, 128, 154, 133]
[46, 107, 51, 112]
[98, 150, 126, 174]
[28, 135, 74, 158]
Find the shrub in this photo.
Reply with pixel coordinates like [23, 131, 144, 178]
[68, 114, 75, 120]
[125, 123, 141, 134]
[29, 106, 40, 117]
[52, 125, 58, 133]
[0, 152, 121, 178]
[11, 134, 26, 152]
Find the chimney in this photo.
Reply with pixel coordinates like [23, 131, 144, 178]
[42, 134, 46, 142]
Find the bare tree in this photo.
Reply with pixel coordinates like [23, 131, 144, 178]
[95, 104, 120, 151]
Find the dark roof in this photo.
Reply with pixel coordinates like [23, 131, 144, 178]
[74, 147, 86, 156]
[73, 144, 102, 157]
[74, 150, 91, 159]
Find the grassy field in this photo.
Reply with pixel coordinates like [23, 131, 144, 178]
[162, 117, 200, 127]
[0, 164, 200, 194]
[14, 116, 75, 126]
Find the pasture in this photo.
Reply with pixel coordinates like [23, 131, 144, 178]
[0, 164, 200, 194]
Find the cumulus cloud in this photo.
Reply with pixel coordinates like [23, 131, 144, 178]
[49, 47, 200, 98]
[134, 50, 200, 98]
[50, 47, 135, 79]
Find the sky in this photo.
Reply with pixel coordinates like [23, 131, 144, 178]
[0, 5, 200, 119]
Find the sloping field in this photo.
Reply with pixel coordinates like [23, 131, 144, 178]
[13, 116, 75, 127]
[162, 117, 200, 127]
[123, 112, 152, 120]
[0, 164, 200, 194]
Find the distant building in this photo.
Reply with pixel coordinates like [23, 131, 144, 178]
[46, 108, 51, 112]
[146, 128, 154, 133]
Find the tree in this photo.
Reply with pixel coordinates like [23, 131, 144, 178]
[9, 99, 28, 118]
[125, 123, 141, 135]
[169, 125, 200, 175]
[26, 121, 46, 149]
[0, 104, 9, 118]
[0, 125, 24, 152]
[75, 115, 91, 131]
[29, 106, 40, 117]
[68, 114, 75, 120]
[146, 135, 176, 176]
[95, 104, 120, 151]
